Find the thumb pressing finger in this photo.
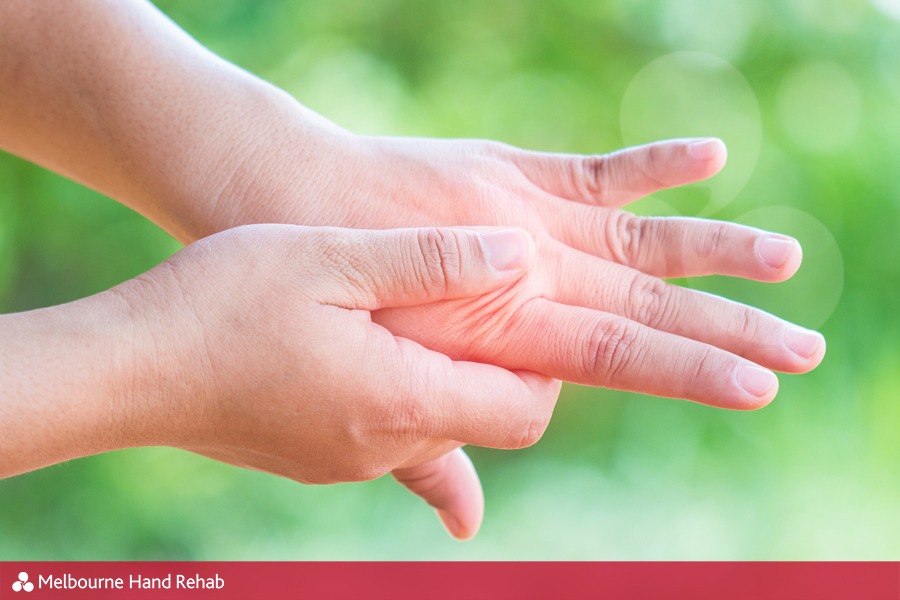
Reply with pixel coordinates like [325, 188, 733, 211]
[316, 227, 533, 310]
[392, 448, 485, 541]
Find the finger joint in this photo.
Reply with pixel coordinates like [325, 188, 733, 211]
[585, 319, 641, 382]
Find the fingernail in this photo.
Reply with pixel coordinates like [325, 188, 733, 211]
[784, 327, 824, 359]
[756, 237, 796, 269]
[436, 509, 464, 539]
[481, 230, 527, 271]
[737, 365, 777, 397]
[688, 138, 723, 161]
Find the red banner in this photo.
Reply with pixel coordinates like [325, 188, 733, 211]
[1, 562, 898, 599]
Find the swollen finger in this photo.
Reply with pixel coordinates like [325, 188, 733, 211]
[504, 298, 778, 410]
[548, 247, 825, 373]
[380, 334, 562, 450]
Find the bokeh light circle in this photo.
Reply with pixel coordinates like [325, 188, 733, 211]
[872, 0, 900, 21]
[687, 206, 844, 330]
[620, 52, 761, 217]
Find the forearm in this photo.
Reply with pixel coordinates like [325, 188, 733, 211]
[0, 0, 342, 242]
[0, 288, 185, 478]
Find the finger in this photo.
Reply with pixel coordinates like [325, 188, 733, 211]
[513, 138, 726, 209]
[548, 246, 825, 373]
[311, 226, 535, 309]
[392, 448, 484, 541]
[502, 298, 779, 410]
[546, 208, 802, 281]
[371, 333, 561, 450]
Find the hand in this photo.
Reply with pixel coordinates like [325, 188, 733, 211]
[0, 1, 826, 537]
[111, 225, 556, 539]
[227, 134, 825, 408]
[0, 1, 825, 406]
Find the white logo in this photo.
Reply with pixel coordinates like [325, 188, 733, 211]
[11, 572, 34, 593]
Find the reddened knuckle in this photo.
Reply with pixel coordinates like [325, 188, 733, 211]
[585, 319, 641, 381]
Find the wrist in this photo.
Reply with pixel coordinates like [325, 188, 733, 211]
[0, 295, 142, 477]
[100, 272, 215, 451]
[179, 83, 360, 241]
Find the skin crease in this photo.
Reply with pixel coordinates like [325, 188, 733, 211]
[0, 225, 554, 544]
[0, 0, 826, 540]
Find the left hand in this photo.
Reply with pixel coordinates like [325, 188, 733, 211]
[223, 133, 823, 395]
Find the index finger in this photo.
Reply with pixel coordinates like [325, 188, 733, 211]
[374, 330, 563, 450]
[513, 138, 727, 208]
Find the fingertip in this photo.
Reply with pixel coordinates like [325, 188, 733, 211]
[437, 508, 481, 541]
[684, 138, 727, 181]
[755, 236, 803, 281]
[687, 137, 727, 163]
[398, 448, 485, 541]
[732, 364, 779, 410]
[783, 327, 827, 371]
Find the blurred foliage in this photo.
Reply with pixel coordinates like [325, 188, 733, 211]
[1, 0, 899, 559]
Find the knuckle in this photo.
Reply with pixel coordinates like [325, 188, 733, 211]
[390, 392, 430, 443]
[696, 222, 729, 259]
[480, 138, 517, 157]
[607, 212, 647, 266]
[735, 304, 759, 340]
[576, 154, 611, 203]
[627, 274, 673, 330]
[316, 232, 376, 297]
[638, 145, 670, 188]
[644, 143, 664, 172]
[688, 346, 716, 389]
[585, 318, 642, 381]
[413, 227, 464, 299]
[384, 367, 434, 443]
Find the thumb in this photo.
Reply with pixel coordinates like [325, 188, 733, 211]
[392, 448, 485, 541]
[316, 227, 533, 309]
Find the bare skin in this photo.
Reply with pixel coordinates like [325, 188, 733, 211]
[1, 226, 551, 541]
[0, 0, 825, 538]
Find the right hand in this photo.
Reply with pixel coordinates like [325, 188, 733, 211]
[112, 224, 558, 540]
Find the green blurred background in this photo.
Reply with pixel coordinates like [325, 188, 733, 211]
[2, 0, 899, 559]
